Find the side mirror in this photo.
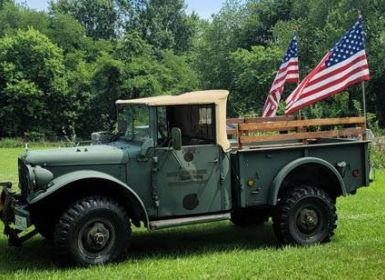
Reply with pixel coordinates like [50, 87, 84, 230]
[171, 127, 182, 151]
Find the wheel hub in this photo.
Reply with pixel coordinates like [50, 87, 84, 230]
[297, 208, 319, 233]
[83, 222, 111, 252]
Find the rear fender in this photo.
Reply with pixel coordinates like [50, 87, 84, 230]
[268, 157, 347, 205]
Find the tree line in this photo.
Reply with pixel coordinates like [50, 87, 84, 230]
[0, 0, 384, 140]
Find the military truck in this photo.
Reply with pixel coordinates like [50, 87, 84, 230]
[0, 90, 370, 266]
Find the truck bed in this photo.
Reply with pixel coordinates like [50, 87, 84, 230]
[230, 137, 370, 208]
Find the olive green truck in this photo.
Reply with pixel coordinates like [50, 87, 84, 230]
[0, 90, 370, 266]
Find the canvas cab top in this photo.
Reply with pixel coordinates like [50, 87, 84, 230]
[116, 90, 231, 151]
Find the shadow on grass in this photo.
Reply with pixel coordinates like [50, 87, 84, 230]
[0, 221, 278, 272]
[128, 221, 278, 259]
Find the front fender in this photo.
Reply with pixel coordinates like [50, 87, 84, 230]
[268, 157, 347, 205]
[28, 170, 149, 227]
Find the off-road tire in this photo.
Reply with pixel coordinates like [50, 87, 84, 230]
[273, 186, 337, 245]
[53, 196, 131, 266]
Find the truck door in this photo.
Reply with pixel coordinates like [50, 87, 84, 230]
[154, 145, 226, 217]
[153, 105, 229, 217]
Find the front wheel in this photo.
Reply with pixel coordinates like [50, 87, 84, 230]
[273, 186, 337, 245]
[53, 196, 131, 266]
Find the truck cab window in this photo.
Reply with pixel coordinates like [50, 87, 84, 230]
[167, 104, 215, 146]
[117, 105, 150, 142]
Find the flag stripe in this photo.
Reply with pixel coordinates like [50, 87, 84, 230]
[300, 62, 369, 98]
[286, 69, 370, 113]
[304, 53, 368, 91]
[273, 62, 299, 83]
[270, 67, 300, 91]
[286, 54, 329, 105]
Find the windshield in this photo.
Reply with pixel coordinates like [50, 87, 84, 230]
[117, 105, 151, 141]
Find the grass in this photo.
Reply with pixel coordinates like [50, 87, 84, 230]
[0, 147, 385, 279]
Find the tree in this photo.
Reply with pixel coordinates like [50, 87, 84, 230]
[0, 79, 45, 136]
[49, 0, 120, 39]
[131, 0, 197, 53]
[0, 2, 50, 37]
[192, 1, 245, 90]
[229, 46, 282, 116]
[48, 13, 86, 53]
[0, 28, 69, 137]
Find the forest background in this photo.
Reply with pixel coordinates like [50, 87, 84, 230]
[0, 0, 384, 141]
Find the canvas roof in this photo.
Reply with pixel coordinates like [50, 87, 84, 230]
[115, 90, 229, 106]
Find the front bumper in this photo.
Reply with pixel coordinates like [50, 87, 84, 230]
[0, 182, 36, 246]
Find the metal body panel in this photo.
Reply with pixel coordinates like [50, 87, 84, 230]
[22, 144, 129, 166]
[234, 140, 369, 208]
[125, 157, 155, 217]
[153, 145, 231, 217]
[28, 169, 150, 226]
[269, 157, 346, 205]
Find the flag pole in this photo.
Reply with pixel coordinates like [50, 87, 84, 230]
[358, 10, 368, 139]
[362, 81, 367, 140]
[295, 30, 301, 121]
[361, 81, 367, 120]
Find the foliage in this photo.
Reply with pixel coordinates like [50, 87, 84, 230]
[371, 145, 385, 169]
[131, 0, 198, 53]
[0, 2, 50, 36]
[49, 0, 120, 39]
[0, 28, 69, 137]
[47, 13, 86, 52]
[229, 46, 282, 116]
[0, 1, 198, 139]
[0, 0, 385, 140]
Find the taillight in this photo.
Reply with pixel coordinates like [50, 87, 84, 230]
[352, 169, 360, 177]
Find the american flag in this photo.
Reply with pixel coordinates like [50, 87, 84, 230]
[285, 17, 370, 115]
[262, 34, 299, 117]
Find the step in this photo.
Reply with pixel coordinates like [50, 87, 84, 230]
[149, 212, 231, 230]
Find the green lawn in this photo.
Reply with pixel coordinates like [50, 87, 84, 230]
[0, 148, 385, 279]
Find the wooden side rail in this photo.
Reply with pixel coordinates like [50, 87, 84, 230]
[226, 116, 299, 137]
[236, 116, 366, 148]
[239, 117, 366, 132]
[226, 118, 244, 137]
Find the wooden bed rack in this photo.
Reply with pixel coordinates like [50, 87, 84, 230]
[226, 116, 367, 148]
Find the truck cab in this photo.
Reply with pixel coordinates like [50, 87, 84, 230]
[115, 90, 232, 220]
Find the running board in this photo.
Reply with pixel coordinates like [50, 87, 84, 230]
[149, 213, 231, 230]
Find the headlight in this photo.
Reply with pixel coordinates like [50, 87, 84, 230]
[26, 165, 54, 189]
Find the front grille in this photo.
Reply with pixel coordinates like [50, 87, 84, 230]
[18, 159, 29, 200]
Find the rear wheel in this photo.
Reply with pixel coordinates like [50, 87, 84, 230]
[273, 186, 337, 245]
[53, 196, 131, 266]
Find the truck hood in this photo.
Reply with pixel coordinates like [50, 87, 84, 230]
[22, 144, 132, 166]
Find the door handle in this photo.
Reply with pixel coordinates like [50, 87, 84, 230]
[209, 158, 219, 163]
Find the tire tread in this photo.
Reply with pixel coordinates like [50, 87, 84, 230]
[273, 186, 337, 245]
